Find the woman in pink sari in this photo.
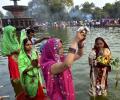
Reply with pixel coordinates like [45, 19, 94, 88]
[40, 27, 89, 100]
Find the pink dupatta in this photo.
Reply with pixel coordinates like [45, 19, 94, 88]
[40, 38, 75, 100]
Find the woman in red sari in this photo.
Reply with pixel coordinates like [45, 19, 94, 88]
[1, 25, 23, 96]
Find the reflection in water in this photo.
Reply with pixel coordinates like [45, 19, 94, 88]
[90, 96, 109, 100]
[0, 27, 120, 100]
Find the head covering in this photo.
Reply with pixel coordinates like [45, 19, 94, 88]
[20, 29, 27, 49]
[40, 38, 75, 100]
[18, 38, 41, 97]
[1, 25, 20, 56]
[93, 37, 110, 50]
[93, 37, 110, 57]
[40, 38, 61, 64]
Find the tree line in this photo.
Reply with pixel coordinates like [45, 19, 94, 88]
[0, 0, 120, 21]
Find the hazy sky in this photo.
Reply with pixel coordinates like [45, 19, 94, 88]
[0, 0, 117, 14]
[74, 0, 116, 7]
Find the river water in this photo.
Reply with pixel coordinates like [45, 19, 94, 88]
[0, 27, 120, 100]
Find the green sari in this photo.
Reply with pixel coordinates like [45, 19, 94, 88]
[20, 29, 27, 49]
[1, 25, 20, 56]
[18, 43, 43, 97]
[18, 30, 44, 97]
[18, 30, 42, 97]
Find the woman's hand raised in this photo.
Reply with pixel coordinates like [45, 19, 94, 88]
[74, 30, 87, 43]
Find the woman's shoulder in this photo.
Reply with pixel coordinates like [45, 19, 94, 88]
[18, 51, 27, 61]
[89, 49, 96, 59]
[89, 49, 96, 55]
[104, 48, 110, 51]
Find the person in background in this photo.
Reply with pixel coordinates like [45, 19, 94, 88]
[26, 28, 50, 45]
[88, 37, 111, 96]
[39, 26, 89, 100]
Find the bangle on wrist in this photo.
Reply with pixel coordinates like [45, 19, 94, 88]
[78, 43, 84, 49]
[68, 47, 76, 54]
[64, 64, 69, 68]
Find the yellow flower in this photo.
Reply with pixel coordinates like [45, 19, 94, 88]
[97, 56, 109, 65]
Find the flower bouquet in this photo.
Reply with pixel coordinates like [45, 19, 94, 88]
[96, 56, 110, 66]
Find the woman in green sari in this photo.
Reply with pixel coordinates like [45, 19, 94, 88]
[17, 38, 45, 100]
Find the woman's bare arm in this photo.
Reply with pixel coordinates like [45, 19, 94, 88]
[34, 36, 50, 44]
[51, 39, 77, 74]
[74, 47, 84, 61]
[51, 29, 86, 75]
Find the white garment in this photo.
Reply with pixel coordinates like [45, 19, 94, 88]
[89, 50, 97, 66]
[31, 37, 37, 45]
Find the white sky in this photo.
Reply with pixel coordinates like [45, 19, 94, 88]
[74, 0, 116, 7]
[0, 0, 117, 15]
[0, 0, 32, 14]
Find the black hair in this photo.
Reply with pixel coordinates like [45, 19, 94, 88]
[26, 29, 35, 35]
[93, 37, 110, 56]
[23, 38, 32, 47]
[93, 37, 110, 49]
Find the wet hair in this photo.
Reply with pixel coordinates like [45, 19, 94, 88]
[93, 37, 110, 50]
[26, 29, 35, 36]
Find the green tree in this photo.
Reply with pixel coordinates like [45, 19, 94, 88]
[27, 0, 50, 21]
[44, 0, 73, 21]
[103, 3, 113, 18]
[93, 7, 108, 19]
[69, 5, 82, 20]
[62, 0, 73, 6]
[45, 0, 73, 7]
[103, 1, 120, 18]
[47, 0, 65, 13]
[0, 11, 4, 18]
[81, 2, 95, 14]
[112, 1, 120, 18]
[27, 0, 73, 21]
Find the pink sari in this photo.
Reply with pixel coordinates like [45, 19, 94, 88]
[40, 38, 75, 100]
